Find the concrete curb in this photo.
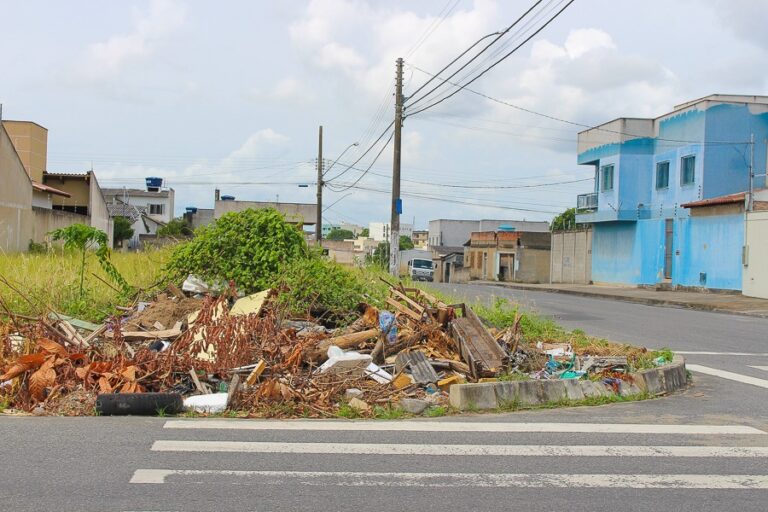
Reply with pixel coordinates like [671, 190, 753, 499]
[449, 355, 688, 411]
[478, 282, 768, 319]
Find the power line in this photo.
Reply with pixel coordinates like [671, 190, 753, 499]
[408, 65, 752, 146]
[324, 123, 394, 184]
[405, 0, 461, 58]
[406, 0, 576, 118]
[405, 0, 547, 109]
[327, 130, 395, 192]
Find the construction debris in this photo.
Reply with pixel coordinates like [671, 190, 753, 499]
[0, 278, 651, 418]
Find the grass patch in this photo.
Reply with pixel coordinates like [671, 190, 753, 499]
[495, 391, 653, 413]
[423, 405, 449, 417]
[336, 403, 362, 419]
[497, 372, 529, 382]
[373, 405, 407, 419]
[0, 247, 172, 322]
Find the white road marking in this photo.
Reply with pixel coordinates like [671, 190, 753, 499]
[677, 351, 768, 356]
[130, 469, 768, 489]
[688, 364, 768, 389]
[163, 420, 766, 435]
[151, 440, 768, 458]
[749, 366, 768, 372]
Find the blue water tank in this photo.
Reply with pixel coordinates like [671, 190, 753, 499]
[498, 224, 516, 232]
[145, 177, 163, 190]
[221, 195, 235, 201]
[185, 207, 198, 214]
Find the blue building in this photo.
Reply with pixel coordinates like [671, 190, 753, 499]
[576, 95, 768, 291]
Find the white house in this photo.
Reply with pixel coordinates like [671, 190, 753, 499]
[103, 179, 175, 249]
[368, 221, 414, 242]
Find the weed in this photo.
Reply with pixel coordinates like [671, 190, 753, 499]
[423, 405, 448, 417]
[336, 403, 362, 419]
[497, 372, 529, 382]
[155, 406, 169, 417]
[373, 405, 407, 419]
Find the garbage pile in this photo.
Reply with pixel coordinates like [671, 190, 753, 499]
[0, 277, 657, 417]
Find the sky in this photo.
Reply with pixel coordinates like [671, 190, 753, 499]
[2, 0, 768, 229]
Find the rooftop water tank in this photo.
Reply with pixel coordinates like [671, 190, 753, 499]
[145, 177, 163, 191]
[497, 224, 516, 232]
[185, 207, 198, 214]
[221, 195, 235, 201]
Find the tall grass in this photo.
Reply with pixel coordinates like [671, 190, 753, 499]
[0, 247, 172, 322]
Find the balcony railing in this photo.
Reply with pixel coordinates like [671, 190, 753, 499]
[577, 192, 598, 210]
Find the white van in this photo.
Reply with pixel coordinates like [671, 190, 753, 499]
[408, 258, 434, 281]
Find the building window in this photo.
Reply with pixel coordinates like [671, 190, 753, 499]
[600, 164, 614, 191]
[656, 161, 670, 189]
[681, 155, 695, 185]
[149, 204, 165, 215]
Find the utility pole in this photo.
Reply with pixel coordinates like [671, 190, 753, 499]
[316, 125, 323, 243]
[389, 57, 404, 277]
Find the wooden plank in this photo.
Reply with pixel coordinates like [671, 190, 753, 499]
[106, 327, 182, 340]
[389, 289, 425, 315]
[246, 360, 267, 386]
[386, 297, 421, 322]
[306, 328, 379, 362]
[189, 368, 208, 394]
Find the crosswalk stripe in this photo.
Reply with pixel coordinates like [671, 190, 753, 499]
[749, 366, 768, 372]
[163, 420, 766, 435]
[151, 440, 768, 458]
[677, 351, 768, 356]
[130, 469, 768, 489]
[688, 364, 768, 389]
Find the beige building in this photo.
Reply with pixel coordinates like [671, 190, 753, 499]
[465, 230, 551, 283]
[0, 120, 114, 251]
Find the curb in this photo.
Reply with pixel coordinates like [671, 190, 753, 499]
[449, 355, 688, 411]
[477, 282, 768, 319]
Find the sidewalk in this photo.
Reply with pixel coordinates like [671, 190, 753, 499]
[477, 281, 768, 318]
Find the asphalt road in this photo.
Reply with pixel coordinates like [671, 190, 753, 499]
[1, 283, 767, 512]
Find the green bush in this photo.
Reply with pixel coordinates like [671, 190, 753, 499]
[164, 208, 308, 293]
[274, 257, 367, 325]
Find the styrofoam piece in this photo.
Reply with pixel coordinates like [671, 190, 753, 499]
[183, 393, 228, 414]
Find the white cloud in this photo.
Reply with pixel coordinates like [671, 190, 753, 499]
[79, 0, 186, 79]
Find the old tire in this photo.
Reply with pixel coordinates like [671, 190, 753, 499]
[96, 392, 183, 416]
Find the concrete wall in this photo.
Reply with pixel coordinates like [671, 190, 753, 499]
[214, 200, 317, 225]
[675, 208, 743, 289]
[744, 210, 768, 298]
[88, 173, 114, 247]
[31, 207, 89, 243]
[551, 229, 592, 284]
[516, 248, 551, 283]
[0, 125, 34, 252]
[428, 219, 549, 247]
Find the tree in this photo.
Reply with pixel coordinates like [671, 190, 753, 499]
[326, 228, 354, 241]
[49, 224, 130, 300]
[359, 228, 370, 238]
[113, 216, 134, 247]
[551, 207, 578, 231]
[399, 235, 414, 250]
[158, 217, 193, 238]
[164, 208, 308, 293]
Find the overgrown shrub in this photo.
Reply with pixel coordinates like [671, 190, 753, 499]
[274, 257, 367, 325]
[164, 208, 308, 293]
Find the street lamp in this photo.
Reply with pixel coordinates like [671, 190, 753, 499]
[324, 142, 359, 178]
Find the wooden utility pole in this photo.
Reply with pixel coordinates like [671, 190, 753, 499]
[389, 58, 404, 276]
[316, 125, 323, 243]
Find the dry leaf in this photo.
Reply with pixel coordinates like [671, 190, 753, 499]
[37, 339, 68, 357]
[98, 377, 113, 393]
[29, 359, 56, 401]
[121, 366, 137, 381]
[0, 353, 46, 380]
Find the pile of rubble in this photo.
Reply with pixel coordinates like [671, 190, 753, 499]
[0, 278, 658, 417]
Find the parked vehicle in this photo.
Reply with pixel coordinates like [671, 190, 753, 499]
[408, 258, 434, 281]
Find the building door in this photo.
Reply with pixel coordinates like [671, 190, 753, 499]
[664, 219, 673, 280]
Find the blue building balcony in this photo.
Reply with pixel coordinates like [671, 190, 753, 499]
[577, 192, 598, 210]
